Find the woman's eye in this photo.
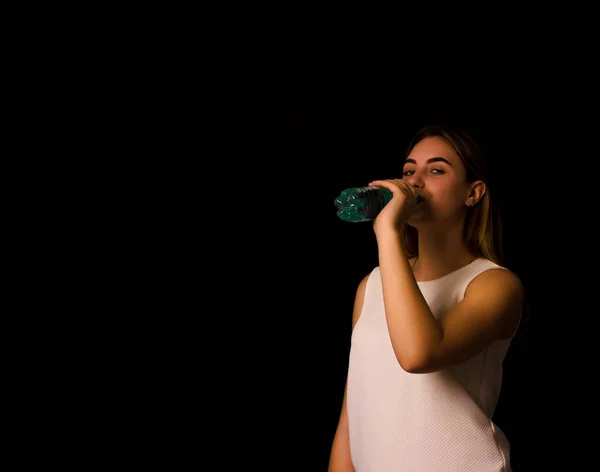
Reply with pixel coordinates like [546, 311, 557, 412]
[403, 169, 445, 176]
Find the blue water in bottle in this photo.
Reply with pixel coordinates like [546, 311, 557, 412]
[334, 186, 421, 223]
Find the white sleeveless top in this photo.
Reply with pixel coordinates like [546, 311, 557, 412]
[347, 258, 517, 471]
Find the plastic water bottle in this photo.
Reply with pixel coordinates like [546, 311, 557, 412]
[334, 186, 421, 223]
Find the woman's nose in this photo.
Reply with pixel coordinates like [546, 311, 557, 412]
[408, 176, 423, 188]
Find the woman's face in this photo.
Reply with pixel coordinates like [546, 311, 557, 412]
[401, 135, 473, 225]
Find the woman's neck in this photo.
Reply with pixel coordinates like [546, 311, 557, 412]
[411, 225, 476, 281]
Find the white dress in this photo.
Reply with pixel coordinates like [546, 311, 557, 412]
[347, 259, 517, 471]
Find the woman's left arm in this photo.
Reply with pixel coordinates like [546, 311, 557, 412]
[378, 233, 524, 374]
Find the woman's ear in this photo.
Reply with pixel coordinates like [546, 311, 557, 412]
[466, 180, 486, 207]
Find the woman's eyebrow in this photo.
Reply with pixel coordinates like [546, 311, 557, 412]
[404, 157, 452, 166]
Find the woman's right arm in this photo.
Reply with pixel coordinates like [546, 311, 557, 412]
[328, 382, 354, 472]
[328, 273, 369, 472]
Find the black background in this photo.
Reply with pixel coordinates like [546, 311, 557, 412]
[32, 19, 600, 472]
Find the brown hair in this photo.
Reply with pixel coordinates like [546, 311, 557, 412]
[401, 124, 504, 266]
[402, 124, 531, 341]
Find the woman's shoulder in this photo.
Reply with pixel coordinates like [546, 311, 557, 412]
[468, 259, 524, 305]
[357, 266, 379, 289]
[466, 261, 525, 339]
[471, 258, 522, 286]
[352, 267, 379, 329]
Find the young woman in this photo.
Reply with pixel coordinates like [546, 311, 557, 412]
[328, 124, 524, 471]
